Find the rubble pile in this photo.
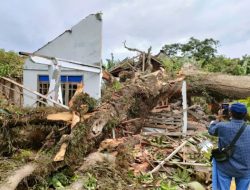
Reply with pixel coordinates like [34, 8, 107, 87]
[79, 133, 212, 187]
[69, 96, 212, 189]
[1, 48, 243, 190]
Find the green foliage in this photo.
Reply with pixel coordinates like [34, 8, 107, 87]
[241, 55, 250, 74]
[160, 57, 183, 73]
[234, 97, 250, 117]
[49, 172, 69, 189]
[83, 173, 97, 190]
[152, 136, 164, 145]
[162, 37, 218, 66]
[172, 168, 191, 184]
[46, 169, 78, 190]
[150, 136, 171, 148]
[203, 56, 245, 75]
[71, 93, 97, 113]
[128, 97, 141, 117]
[106, 117, 119, 129]
[155, 181, 177, 190]
[161, 38, 250, 75]
[13, 149, 33, 162]
[112, 80, 122, 91]
[127, 170, 135, 180]
[0, 49, 24, 77]
[104, 53, 118, 70]
[162, 43, 182, 58]
[201, 148, 213, 164]
[137, 173, 154, 184]
[49, 175, 65, 189]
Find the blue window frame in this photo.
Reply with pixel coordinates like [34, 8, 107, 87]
[38, 75, 83, 83]
[38, 75, 83, 106]
[38, 75, 49, 82]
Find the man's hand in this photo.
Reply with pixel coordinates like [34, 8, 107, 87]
[216, 109, 224, 121]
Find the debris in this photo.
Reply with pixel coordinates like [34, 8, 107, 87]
[0, 47, 233, 189]
[198, 140, 213, 152]
[79, 152, 116, 171]
[187, 181, 205, 190]
[0, 76, 69, 109]
[53, 142, 68, 162]
[169, 161, 209, 167]
[149, 139, 190, 174]
[47, 111, 73, 122]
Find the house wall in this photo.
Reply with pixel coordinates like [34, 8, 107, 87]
[23, 14, 102, 107]
[23, 68, 101, 107]
[35, 14, 102, 66]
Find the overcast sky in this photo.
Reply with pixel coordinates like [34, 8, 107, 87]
[0, 0, 249, 61]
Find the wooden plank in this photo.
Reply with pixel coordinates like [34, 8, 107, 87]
[151, 112, 182, 117]
[150, 123, 181, 127]
[147, 123, 181, 128]
[182, 80, 188, 136]
[148, 139, 190, 174]
[54, 142, 68, 161]
[168, 161, 209, 167]
[148, 119, 182, 123]
[148, 121, 181, 125]
[148, 120, 182, 125]
[142, 131, 195, 137]
[144, 125, 180, 131]
[0, 82, 49, 106]
[145, 124, 180, 129]
[1, 77, 69, 110]
[148, 116, 182, 120]
[47, 112, 73, 121]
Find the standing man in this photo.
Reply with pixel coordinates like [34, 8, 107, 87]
[208, 102, 250, 190]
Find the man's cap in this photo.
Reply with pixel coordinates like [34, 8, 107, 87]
[230, 103, 247, 114]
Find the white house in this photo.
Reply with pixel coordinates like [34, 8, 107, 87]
[23, 13, 102, 107]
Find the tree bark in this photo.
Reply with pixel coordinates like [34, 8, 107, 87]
[182, 66, 250, 99]
[64, 70, 183, 164]
[0, 71, 183, 188]
[0, 163, 37, 190]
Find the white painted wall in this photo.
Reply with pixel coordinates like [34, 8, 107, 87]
[23, 14, 102, 107]
[23, 69, 101, 107]
[36, 14, 102, 65]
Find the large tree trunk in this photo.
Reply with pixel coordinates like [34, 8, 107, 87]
[182, 66, 250, 99]
[65, 70, 183, 164]
[0, 71, 183, 189]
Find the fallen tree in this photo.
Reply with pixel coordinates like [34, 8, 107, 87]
[3, 64, 248, 188]
[1, 42, 248, 189]
[65, 71, 183, 165]
[3, 56, 250, 189]
[0, 70, 184, 189]
[182, 64, 250, 99]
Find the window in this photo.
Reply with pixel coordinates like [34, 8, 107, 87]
[38, 75, 83, 106]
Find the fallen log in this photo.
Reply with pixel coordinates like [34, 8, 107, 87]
[64, 70, 184, 164]
[0, 107, 66, 128]
[0, 163, 37, 190]
[1, 70, 183, 188]
[0, 107, 70, 155]
[182, 65, 250, 99]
